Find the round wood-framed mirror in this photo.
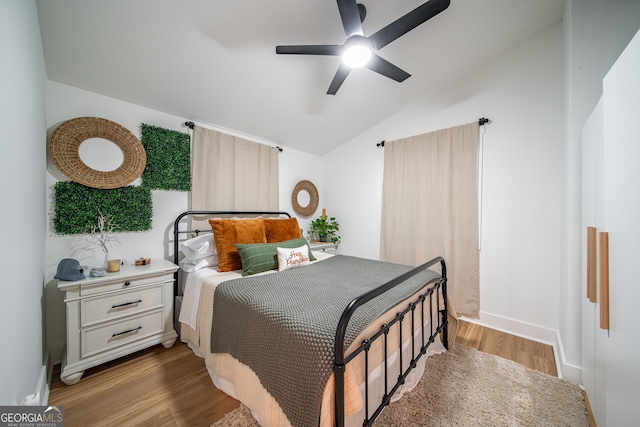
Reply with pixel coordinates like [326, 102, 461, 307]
[49, 117, 146, 189]
[291, 180, 318, 217]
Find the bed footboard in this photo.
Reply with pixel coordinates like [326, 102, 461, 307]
[334, 256, 447, 427]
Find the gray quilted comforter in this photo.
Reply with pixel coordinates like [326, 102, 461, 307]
[210, 255, 440, 427]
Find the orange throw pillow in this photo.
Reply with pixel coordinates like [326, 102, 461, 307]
[209, 219, 267, 272]
[264, 218, 302, 243]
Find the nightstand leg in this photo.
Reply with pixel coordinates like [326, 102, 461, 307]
[61, 371, 84, 386]
[162, 337, 177, 348]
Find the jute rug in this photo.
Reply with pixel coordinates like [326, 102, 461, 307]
[212, 344, 589, 426]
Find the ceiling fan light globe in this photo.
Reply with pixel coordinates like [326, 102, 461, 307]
[343, 45, 371, 68]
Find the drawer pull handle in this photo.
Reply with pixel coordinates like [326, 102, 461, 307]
[112, 326, 142, 338]
[111, 299, 142, 309]
[123, 281, 131, 287]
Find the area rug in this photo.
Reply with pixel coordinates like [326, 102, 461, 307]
[212, 344, 589, 427]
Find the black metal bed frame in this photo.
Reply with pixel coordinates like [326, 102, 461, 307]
[334, 256, 447, 426]
[171, 211, 448, 427]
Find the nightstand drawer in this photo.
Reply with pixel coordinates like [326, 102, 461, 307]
[81, 285, 163, 327]
[80, 273, 167, 296]
[81, 310, 164, 358]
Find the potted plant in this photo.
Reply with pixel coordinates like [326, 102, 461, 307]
[309, 215, 340, 244]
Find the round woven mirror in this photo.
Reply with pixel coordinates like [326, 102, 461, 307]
[291, 180, 318, 217]
[49, 117, 146, 189]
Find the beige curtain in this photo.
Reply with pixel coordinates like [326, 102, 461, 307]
[191, 126, 279, 213]
[380, 122, 480, 317]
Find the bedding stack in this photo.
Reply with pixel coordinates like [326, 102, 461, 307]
[177, 217, 321, 332]
[179, 216, 317, 275]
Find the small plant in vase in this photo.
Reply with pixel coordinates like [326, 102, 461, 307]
[87, 211, 121, 271]
[309, 211, 340, 244]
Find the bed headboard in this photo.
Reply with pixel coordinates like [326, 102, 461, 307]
[172, 210, 292, 295]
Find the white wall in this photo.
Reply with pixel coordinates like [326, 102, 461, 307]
[277, 146, 326, 234]
[44, 82, 324, 363]
[325, 23, 565, 355]
[0, 0, 48, 405]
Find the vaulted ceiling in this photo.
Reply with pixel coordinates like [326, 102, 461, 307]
[37, 0, 564, 155]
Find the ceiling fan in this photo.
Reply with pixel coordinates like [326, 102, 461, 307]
[275, 0, 451, 95]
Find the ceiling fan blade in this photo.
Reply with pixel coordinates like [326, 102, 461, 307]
[365, 54, 411, 82]
[327, 64, 351, 95]
[368, 0, 450, 50]
[337, 0, 364, 38]
[276, 45, 342, 56]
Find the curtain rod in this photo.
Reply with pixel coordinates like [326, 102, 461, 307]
[376, 117, 491, 148]
[183, 121, 283, 152]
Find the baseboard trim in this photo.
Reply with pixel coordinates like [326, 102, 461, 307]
[460, 312, 582, 384]
[22, 351, 50, 406]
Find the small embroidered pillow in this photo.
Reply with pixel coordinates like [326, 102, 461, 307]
[277, 245, 310, 271]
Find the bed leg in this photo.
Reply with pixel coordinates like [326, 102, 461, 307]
[334, 363, 345, 427]
[441, 272, 449, 350]
[442, 310, 449, 350]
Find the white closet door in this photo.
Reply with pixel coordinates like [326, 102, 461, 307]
[580, 103, 596, 417]
[581, 97, 607, 427]
[601, 29, 640, 427]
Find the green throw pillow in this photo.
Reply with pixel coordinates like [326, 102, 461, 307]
[235, 237, 316, 276]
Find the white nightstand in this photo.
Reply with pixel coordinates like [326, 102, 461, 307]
[309, 241, 338, 253]
[57, 259, 179, 385]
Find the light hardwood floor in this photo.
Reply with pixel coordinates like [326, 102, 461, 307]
[48, 320, 595, 426]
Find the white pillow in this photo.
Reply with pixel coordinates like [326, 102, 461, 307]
[180, 234, 216, 261]
[179, 254, 218, 273]
[277, 245, 310, 272]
